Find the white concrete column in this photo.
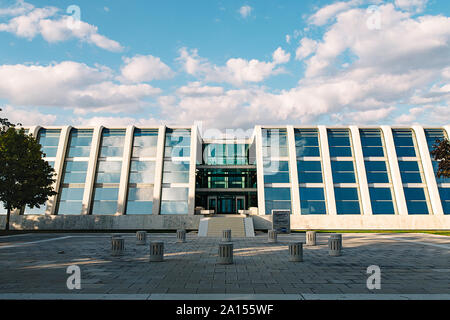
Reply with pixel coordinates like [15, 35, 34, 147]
[350, 126, 372, 216]
[381, 126, 408, 215]
[152, 126, 166, 215]
[255, 126, 266, 215]
[318, 126, 337, 215]
[413, 126, 443, 215]
[187, 125, 198, 215]
[47, 126, 71, 215]
[81, 126, 103, 215]
[287, 126, 300, 215]
[444, 126, 450, 139]
[29, 126, 40, 138]
[116, 126, 134, 215]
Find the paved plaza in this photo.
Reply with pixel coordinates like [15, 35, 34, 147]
[0, 232, 449, 299]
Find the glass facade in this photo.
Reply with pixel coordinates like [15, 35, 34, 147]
[92, 129, 125, 215]
[126, 129, 158, 214]
[11, 125, 449, 224]
[295, 129, 326, 215]
[161, 129, 191, 214]
[425, 129, 449, 214]
[360, 129, 396, 215]
[393, 129, 430, 215]
[203, 143, 249, 165]
[57, 129, 93, 215]
[25, 129, 61, 215]
[262, 128, 291, 214]
[328, 129, 361, 215]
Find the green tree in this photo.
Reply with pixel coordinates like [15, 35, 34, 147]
[0, 109, 57, 230]
[431, 138, 450, 178]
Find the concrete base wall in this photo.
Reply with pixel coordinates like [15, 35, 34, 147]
[0, 215, 201, 231]
[252, 215, 450, 230]
[0, 214, 449, 231]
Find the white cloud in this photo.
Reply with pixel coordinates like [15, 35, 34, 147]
[120, 55, 175, 83]
[239, 5, 252, 18]
[1, 105, 57, 126]
[0, 1, 123, 52]
[176, 82, 224, 97]
[177, 47, 290, 86]
[0, 0, 33, 16]
[0, 61, 161, 114]
[295, 38, 318, 60]
[74, 116, 162, 127]
[285, 34, 291, 44]
[308, 0, 361, 26]
[395, 0, 428, 13]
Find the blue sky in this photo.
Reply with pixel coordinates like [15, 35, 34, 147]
[0, 0, 449, 129]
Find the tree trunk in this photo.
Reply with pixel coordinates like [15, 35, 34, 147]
[5, 207, 10, 231]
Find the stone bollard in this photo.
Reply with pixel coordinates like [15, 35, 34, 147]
[306, 231, 317, 246]
[268, 229, 277, 243]
[222, 229, 232, 242]
[111, 237, 125, 256]
[136, 231, 147, 245]
[149, 241, 164, 262]
[328, 234, 342, 256]
[289, 242, 303, 262]
[217, 242, 233, 265]
[177, 229, 186, 243]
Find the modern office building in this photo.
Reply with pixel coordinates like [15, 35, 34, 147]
[1, 125, 449, 231]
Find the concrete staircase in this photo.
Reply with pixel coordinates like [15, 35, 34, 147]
[206, 216, 246, 237]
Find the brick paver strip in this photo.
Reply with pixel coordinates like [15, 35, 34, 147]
[0, 233, 448, 297]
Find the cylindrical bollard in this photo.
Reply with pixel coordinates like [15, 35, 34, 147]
[222, 229, 232, 242]
[149, 241, 164, 262]
[217, 242, 233, 264]
[306, 231, 317, 246]
[268, 230, 277, 243]
[177, 229, 186, 243]
[289, 242, 303, 262]
[136, 231, 147, 245]
[328, 234, 342, 256]
[111, 237, 124, 256]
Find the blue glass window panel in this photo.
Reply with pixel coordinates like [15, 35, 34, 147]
[395, 147, 416, 157]
[165, 130, 191, 147]
[329, 146, 352, 157]
[129, 161, 155, 183]
[300, 187, 325, 200]
[25, 205, 46, 215]
[264, 172, 290, 184]
[93, 188, 119, 201]
[336, 201, 361, 215]
[57, 201, 83, 215]
[404, 188, 429, 215]
[393, 130, 416, 157]
[265, 200, 291, 215]
[164, 146, 190, 157]
[400, 172, 423, 183]
[99, 129, 125, 157]
[331, 161, 356, 183]
[334, 187, 359, 200]
[160, 201, 188, 214]
[327, 129, 352, 157]
[38, 129, 61, 157]
[296, 147, 320, 157]
[132, 129, 158, 157]
[264, 188, 291, 201]
[371, 201, 395, 215]
[403, 187, 426, 200]
[92, 201, 118, 215]
[362, 147, 384, 157]
[300, 201, 327, 214]
[67, 130, 93, 157]
[57, 187, 84, 214]
[406, 201, 429, 215]
[127, 187, 153, 201]
[163, 172, 189, 183]
[161, 188, 189, 201]
[365, 161, 389, 183]
[369, 188, 393, 200]
[163, 161, 190, 172]
[126, 201, 153, 214]
[262, 129, 288, 146]
[295, 135, 319, 147]
[398, 161, 420, 171]
[96, 161, 122, 183]
[425, 129, 445, 152]
[298, 161, 323, 183]
[64, 161, 89, 172]
[438, 188, 450, 214]
[62, 172, 88, 184]
[360, 136, 383, 147]
[399, 161, 422, 183]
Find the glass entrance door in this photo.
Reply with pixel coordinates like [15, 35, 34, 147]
[219, 197, 234, 214]
[207, 196, 217, 213]
[236, 196, 245, 213]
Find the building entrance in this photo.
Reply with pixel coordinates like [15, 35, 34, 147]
[207, 195, 246, 214]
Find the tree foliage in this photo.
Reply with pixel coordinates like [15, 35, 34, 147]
[0, 108, 56, 230]
[431, 138, 450, 178]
